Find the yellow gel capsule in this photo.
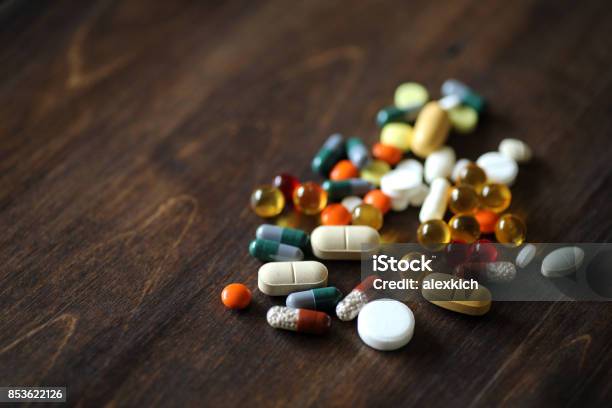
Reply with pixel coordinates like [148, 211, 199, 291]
[360, 160, 391, 186]
[394, 82, 429, 109]
[351, 203, 383, 231]
[417, 219, 451, 248]
[495, 214, 526, 246]
[480, 183, 512, 213]
[411, 101, 451, 158]
[457, 163, 487, 193]
[449, 185, 479, 214]
[448, 214, 481, 243]
[250, 185, 285, 218]
[380, 123, 413, 151]
[293, 182, 328, 215]
[448, 105, 478, 134]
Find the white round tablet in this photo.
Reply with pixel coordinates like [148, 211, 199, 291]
[357, 299, 415, 351]
[476, 151, 519, 185]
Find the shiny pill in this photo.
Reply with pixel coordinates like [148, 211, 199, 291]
[411, 101, 451, 158]
[372, 143, 403, 166]
[320, 203, 352, 226]
[256, 224, 309, 250]
[267, 306, 331, 335]
[330, 160, 359, 181]
[286, 287, 343, 311]
[249, 239, 304, 262]
[311, 225, 380, 260]
[258, 261, 328, 296]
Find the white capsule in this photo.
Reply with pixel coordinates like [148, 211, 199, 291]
[419, 178, 450, 222]
[476, 151, 518, 186]
[424, 146, 456, 184]
[451, 158, 471, 182]
[499, 138, 532, 163]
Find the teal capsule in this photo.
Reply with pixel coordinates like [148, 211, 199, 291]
[312, 133, 345, 177]
[376, 105, 421, 128]
[441, 79, 485, 113]
[322, 179, 373, 201]
[256, 224, 309, 250]
[249, 239, 304, 262]
[286, 287, 343, 311]
[346, 137, 370, 169]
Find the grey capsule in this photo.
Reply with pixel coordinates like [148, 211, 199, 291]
[541, 246, 585, 278]
[286, 287, 342, 311]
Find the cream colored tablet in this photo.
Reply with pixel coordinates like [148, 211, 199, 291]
[421, 273, 491, 315]
[310, 226, 380, 260]
[258, 261, 328, 296]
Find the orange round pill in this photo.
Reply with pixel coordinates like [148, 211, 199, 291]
[321, 203, 352, 225]
[363, 189, 391, 214]
[330, 160, 359, 181]
[372, 143, 403, 166]
[475, 210, 499, 234]
[221, 283, 252, 310]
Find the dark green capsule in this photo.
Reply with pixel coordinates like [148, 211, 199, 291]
[255, 224, 309, 250]
[376, 105, 421, 128]
[322, 179, 374, 201]
[249, 239, 304, 262]
[286, 287, 343, 311]
[312, 133, 345, 176]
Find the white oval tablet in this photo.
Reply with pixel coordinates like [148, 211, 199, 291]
[499, 138, 532, 163]
[395, 159, 424, 180]
[451, 158, 471, 182]
[516, 244, 536, 268]
[341, 196, 363, 213]
[424, 146, 456, 184]
[380, 168, 421, 193]
[476, 151, 519, 185]
[258, 261, 328, 296]
[382, 187, 411, 212]
[311, 226, 380, 260]
[357, 299, 415, 351]
[541, 246, 585, 278]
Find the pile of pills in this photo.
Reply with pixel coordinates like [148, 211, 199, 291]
[223, 79, 535, 351]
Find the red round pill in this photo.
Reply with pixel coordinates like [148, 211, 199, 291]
[221, 283, 252, 310]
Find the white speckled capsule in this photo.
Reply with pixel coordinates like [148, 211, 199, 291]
[499, 138, 532, 163]
[424, 146, 456, 184]
[336, 276, 378, 321]
[266, 306, 331, 334]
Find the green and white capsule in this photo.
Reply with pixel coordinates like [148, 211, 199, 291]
[256, 224, 309, 250]
[322, 179, 374, 201]
[346, 137, 370, 169]
[249, 239, 304, 262]
[376, 105, 421, 128]
[441, 79, 485, 113]
[286, 287, 343, 311]
[312, 133, 345, 177]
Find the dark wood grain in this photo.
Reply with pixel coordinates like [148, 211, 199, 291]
[1, 0, 612, 406]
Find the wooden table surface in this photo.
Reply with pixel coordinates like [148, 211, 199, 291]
[1, 0, 612, 406]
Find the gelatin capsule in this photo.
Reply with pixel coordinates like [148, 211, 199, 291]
[322, 179, 373, 201]
[480, 183, 512, 213]
[330, 159, 359, 181]
[267, 306, 331, 335]
[250, 185, 285, 218]
[286, 287, 343, 311]
[419, 178, 450, 222]
[417, 219, 451, 247]
[293, 181, 328, 215]
[376, 105, 420, 128]
[380, 123, 413, 151]
[351, 203, 383, 231]
[273, 173, 300, 202]
[448, 214, 481, 244]
[495, 214, 526, 245]
[249, 238, 304, 262]
[346, 137, 370, 169]
[320, 203, 352, 226]
[360, 160, 391, 186]
[457, 162, 487, 192]
[310, 225, 380, 260]
[411, 101, 450, 158]
[449, 185, 479, 214]
[256, 224, 309, 250]
[469, 239, 498, 263]
[474, 209, 499, 234]
[311, 133, 345, 176]
[441, 79, 485, 113]
[451, 158, 471, 182]
[258, 261, 328, 295]
[336, 275, 378, 321]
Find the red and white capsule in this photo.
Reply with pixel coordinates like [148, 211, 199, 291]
[336, 275, 379, 321]
[266, 306, 331, 335]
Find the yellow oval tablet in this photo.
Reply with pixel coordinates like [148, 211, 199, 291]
[411, 102, 450, 158]
[380, 123, 413, 151]
[421, 273, 491, 315]
[449, 105, 478, 134]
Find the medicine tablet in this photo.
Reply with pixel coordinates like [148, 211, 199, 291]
[421, 273, 491, 315]
[419, 178, 450, 222]
[267, 306, 331, 335]
[258, 261, 328, 296]
[357, 299, 415, 351]
[411, 101, 451, 158]
[409, 183, 429, 207]
[380, 123, 413, 151]
[499, 138, 532, 163]
[341, 196, 363, 213]
[360, 160, 391, 186]
[346, 137, 371, 169]
[448, 105, 478, 134]
[311, 225, 380, 260]
[381, 168, 422, 195]
[541, 246, 585, 278]
[394, 82, 429, 109]
[451, 158, 470, 182]
[424, 146, 456, 184]
[516, 244, 536, 268]
[395, 159, 424, 180]
[476, 152, 518, 186]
